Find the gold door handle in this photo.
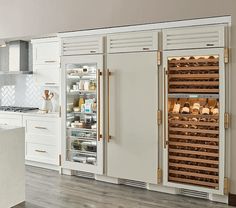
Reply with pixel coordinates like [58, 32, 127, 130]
[164, 67, 168, 149]
[97, 69, 102, 141]
[107, 69, 111, 142]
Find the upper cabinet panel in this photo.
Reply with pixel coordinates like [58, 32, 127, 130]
[107, 31, 158, 53]
[163, 25, 225, 50]
[61, 36, 104, 56]
[32, 37, 60, 65]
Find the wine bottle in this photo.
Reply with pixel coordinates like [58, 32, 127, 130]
[192, 102, 200, 115]
[181, 98, 190, 114]
[211, 99, 219, 115]
[172, 98, 181, 114]
[201, 98, 210, 115]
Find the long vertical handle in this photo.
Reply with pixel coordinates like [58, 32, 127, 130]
[97, 69, 102, 141]
[107, 69, 111, 142]
[164, 67, 167, 149]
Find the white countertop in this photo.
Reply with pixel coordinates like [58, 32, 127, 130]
[0, 110, 60, 118]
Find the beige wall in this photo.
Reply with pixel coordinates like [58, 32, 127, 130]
[0, 0, 236, 194]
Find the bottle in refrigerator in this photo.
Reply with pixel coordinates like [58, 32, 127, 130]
[181, 98, 190, 114]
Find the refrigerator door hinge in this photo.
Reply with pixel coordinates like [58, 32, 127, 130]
[157, 168, 162, 183]
[224, 177, 230, 194]
[165, 70, 169, 75]
[224, 112, 230, 129]
[157, 51, 162, 66]
[157, 110, 162, 125]
[224, 48, 229, 64]
[59, 154, 62, 166]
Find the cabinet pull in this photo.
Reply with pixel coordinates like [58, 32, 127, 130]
[44, 60, 57, 63]
[97, 69, 102, 141]
[45, 83, 56, 85]
[35, 150, 47, 153]
[107, 69, 111, 142]
[143, 47, 150, 51]
[35, 126, 47, 130]
[90, 50, 96, 53]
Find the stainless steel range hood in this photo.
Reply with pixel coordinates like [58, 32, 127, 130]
[0, 40, 32, 74]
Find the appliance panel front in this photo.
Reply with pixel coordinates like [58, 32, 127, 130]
[107, 52, 158, 184]
[61, 55, 104, 174]
[162, 48, 225, 194]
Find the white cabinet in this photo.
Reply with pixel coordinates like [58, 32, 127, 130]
[0, 113, 23, 126]
[32, 37, 60, 86]
[23, 115, 60, 166]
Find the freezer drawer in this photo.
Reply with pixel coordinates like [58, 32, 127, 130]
[106, 52, 159, 184]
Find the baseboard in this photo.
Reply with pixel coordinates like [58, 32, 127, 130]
[25, 160, 60, 172]
[229, 193, 236, 206]
[209, 193, 228, 204]
[147, 183, 179, 194]
[95, 174, 119, 184]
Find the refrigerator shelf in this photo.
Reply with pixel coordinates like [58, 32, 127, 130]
[168, 112, 219, 119]
[68, 149, 97, 157]
[68, 136, 97, 141]
[67, 90, 96, 95]
[72, 111, 97, 116]
[168, 57, 219, 65]
[67, 127, 97, 132]
[168, 94, 219, 99]
[67, 75, 96, 80]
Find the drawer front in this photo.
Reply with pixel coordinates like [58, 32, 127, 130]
[0, 114, 22, 126]
[24, 118, 58, 136]
[26, 142, 58, 165]
[26, 134, 58, 146]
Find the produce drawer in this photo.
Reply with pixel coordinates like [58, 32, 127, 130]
[26, 142, 58, 165]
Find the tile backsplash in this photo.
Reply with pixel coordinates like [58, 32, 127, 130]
[0, 74, 60, 111]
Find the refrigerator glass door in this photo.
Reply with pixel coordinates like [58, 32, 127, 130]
[107, 52, 159, 184]
[163, 48, 225, 194]
[61, 55, 103, 174]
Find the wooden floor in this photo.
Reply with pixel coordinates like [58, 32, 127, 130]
[14, 166, 232, 208]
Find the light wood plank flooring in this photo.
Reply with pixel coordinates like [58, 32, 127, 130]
[14, 166, 232, 208]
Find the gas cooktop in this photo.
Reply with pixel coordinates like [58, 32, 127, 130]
[0, 106, 39, 112]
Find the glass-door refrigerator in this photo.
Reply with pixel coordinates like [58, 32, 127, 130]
[61, 55, 103, 174]
[163, 48, 226, 194]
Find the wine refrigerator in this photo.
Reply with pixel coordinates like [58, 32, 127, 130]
[163, 48, 227, 194]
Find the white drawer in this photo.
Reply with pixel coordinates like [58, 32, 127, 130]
[26, 142, 58, 165]
[0, 114, 22, 126]
[24, 116, 58, 136]
[26, 134, 58, 146]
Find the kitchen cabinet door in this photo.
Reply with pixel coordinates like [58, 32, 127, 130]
[107, 52, 159, 184]
[32, 38, 60, 66]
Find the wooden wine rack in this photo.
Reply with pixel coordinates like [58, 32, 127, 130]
[168, 112, 219, 189]
[168, 57, 219, 94]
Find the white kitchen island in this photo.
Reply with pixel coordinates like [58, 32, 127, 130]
[0, 125, 25, 208]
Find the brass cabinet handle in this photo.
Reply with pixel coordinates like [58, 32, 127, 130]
[35, 126, 47, 130]
[44, 60, 57, 63]
[35, 149, 47, 153]
[97, 69, 102, 141]
[90, 50, 96, 53]
[107, 69, 111, 142]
